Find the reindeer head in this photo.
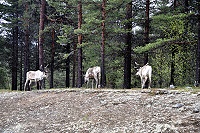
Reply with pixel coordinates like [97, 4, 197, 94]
[134, 62, 140, 73]
[136, 67, 142, 76]
[39, 64, 50, 79]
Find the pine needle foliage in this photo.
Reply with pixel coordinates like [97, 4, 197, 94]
[133, 38, 175, 53]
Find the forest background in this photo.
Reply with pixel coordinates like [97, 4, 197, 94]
[0, 0, 200, 90]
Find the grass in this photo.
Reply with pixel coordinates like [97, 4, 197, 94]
[172, 86, 200, 93]
[0, 89, 13, 93]
[1, 86, 200, 93]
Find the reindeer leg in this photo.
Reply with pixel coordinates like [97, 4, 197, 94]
[148, 76, 151, 89]
[36, 80, 40, 90]
[141, 77, 144, 89]
[94, 77, 98, 88]
[92, 79, 94, 89]
[29, 80, 32, 91]
[87, 81, 89, 88]
[39, 80, 41, 90]
[141, 80, 144, 89]
[98, 73, 101, 88]
[24, 79, 29, 91]
[143, 77, 148, 89]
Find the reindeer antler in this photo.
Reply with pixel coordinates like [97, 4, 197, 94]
[135, 62, 139, 66]
[45, 64, 49, 68]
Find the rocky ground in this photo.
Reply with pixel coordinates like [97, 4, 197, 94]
[0, 88, 200, 133]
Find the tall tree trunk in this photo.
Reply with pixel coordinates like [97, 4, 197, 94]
[77, 0, 83, 88]
[170, 46, 175, 85]
[144, 0, 150, 65]
[72, 40, 77, 87]
[39, 0, 46, 70]
[38, 0, 46, 89]
[19, 43, 23, 91]
[123, 2, 132, 89]
[12, 26, 18, 90]
[101, 0, 106, 88]
[170, 0, 177, 86]
[66, 44, 70, 88]
[11, 4, 19, 91]
[173, 0, 177, 9]
[36, 43, 39, 70]
[24, 2, 30, 91]
[184, 0, 189, 13]
[50, 28, 55, 88]
[196, 0, 200, 86]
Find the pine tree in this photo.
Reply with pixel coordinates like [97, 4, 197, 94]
[77, 0, 83, 88]
[101, 0, 106, 88]
[123, 1, 132, 89]
[196, 0, 200, 86]
[39, 0, 46, 70]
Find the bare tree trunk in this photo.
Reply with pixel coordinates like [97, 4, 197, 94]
[77, 0, 83, 88]
[196, 0, 200, 86]
[38, 0, 46, 89]
[19, 43, 23, 91]
[12, 27, 18, 91]
[170, 0, 177, 86]
[123, 2, 132, 89]
[101, 0, 106, 88]
[196, 33, 200, 86]
[184, 0, 189, 13]
[50, 28, 55, 88]
[173, 0, 177, 9]
[72, 40, 76, 88]
[24, 2, 30, 91]
[144, 0, 150, 65]
[39, 0, 46, 69]
[11, 7, 19, 91]
[66, 44, 70, 88]
[170, 46, 175, 85]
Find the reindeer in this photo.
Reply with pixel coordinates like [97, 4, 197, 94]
[84, 66, 101, 89]
[24, 65, 49, 91]
[135, 63, 152, 89]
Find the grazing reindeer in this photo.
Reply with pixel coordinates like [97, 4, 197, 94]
[84, 66, 101, 88]
[135, 63, 152, 89]
[24, 65, 48, 91]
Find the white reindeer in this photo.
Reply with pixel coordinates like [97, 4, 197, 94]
[24, 66, 48, 91]
[84, 66, 101, 88]
[136, 63, 152, 89]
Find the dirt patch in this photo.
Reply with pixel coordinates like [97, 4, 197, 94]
[0, 89, 200, 133]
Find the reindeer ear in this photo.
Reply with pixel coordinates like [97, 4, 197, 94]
[39, 65, 43, 70]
